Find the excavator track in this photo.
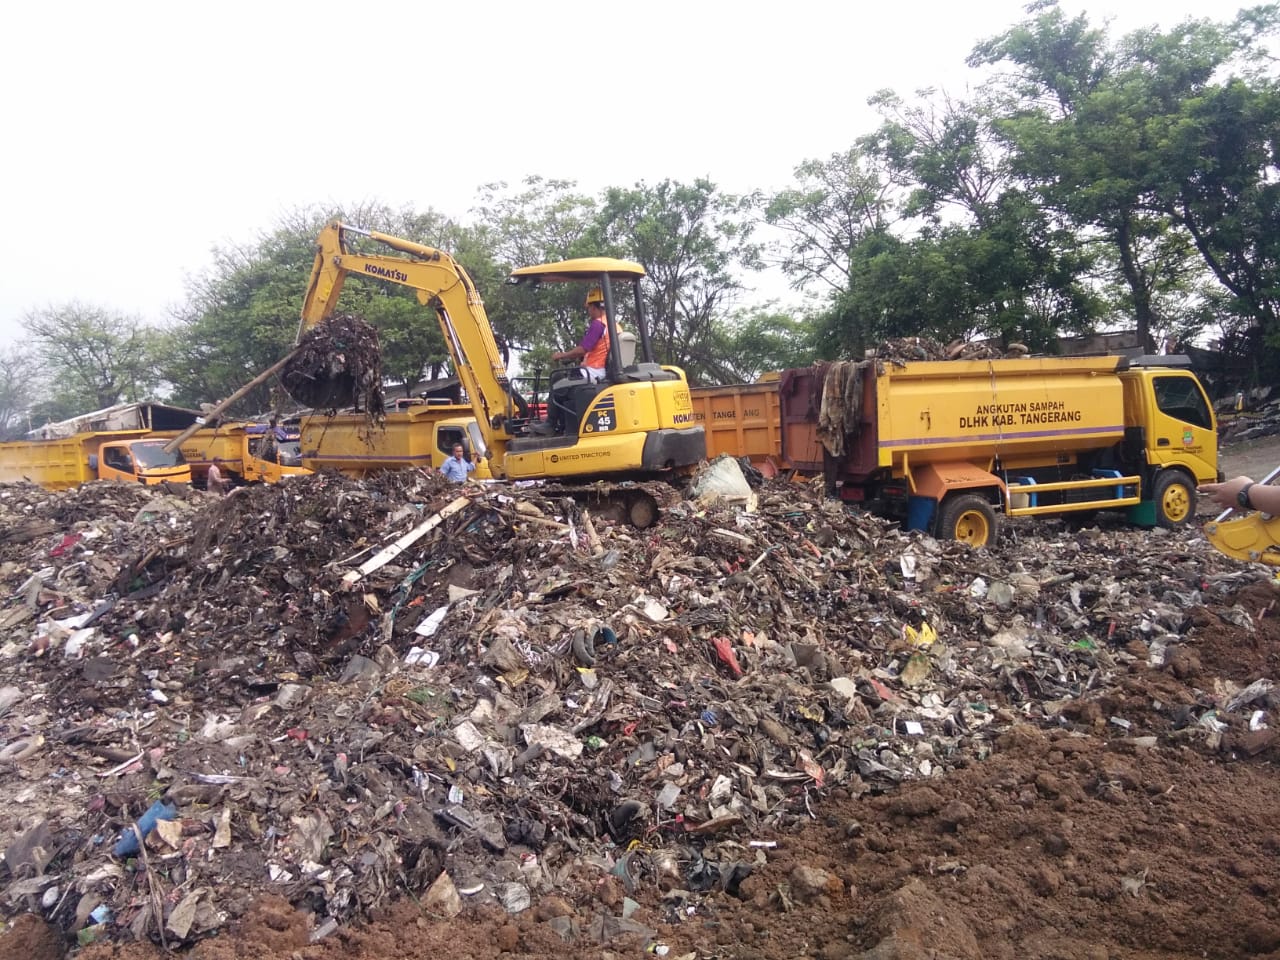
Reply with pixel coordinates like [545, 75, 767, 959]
[536, 479, 684, 529]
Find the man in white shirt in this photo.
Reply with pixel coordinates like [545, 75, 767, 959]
[440, 444, 475, 483]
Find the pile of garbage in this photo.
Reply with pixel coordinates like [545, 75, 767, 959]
[282, 314, 386, 419]
[1217, 387, 1280, 444]
[0, 471, 1272, 948]
[871, 336, 1028, 364]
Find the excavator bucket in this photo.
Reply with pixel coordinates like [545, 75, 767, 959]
[1203, 467, 1280, 565]
[1203, 511, 1280, 565]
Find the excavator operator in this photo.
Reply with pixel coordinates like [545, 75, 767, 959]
[544, 287, 612, 434]
[552, 287, 611, 383]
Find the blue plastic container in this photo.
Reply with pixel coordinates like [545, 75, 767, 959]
[906, 496, 936, 532]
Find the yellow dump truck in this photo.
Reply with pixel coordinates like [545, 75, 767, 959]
[151, 423, 311, 488]
[297, 405, 493, 479]
[778, 355, 1219, 546]
[0, 431, 192, 490]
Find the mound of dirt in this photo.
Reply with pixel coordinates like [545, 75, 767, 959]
[3, 442, 1280, 960]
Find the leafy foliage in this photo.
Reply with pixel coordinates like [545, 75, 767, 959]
[26, 303, 163, 417]
[700, 308, 816, 386]
[160, 204, 475, 413]
[0, 346, 37, 439]
[595, 178, 760, 383]
[470, 177, 602, 357]
[971, 2, 1279, 351]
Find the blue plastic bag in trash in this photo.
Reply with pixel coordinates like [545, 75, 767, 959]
[113, 799, 177, 857]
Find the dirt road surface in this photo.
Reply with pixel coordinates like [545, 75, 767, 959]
[1220, 434, 1280, 484]
[4, 436, 1280, 960]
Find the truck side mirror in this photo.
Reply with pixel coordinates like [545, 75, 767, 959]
[88, 454, 99, 470]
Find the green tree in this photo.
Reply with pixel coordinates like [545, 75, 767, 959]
[971, 3, 1259, 351]
[0, 346, 37, 439]
[704, 307, 815, 385]
[26, 302, 162, 413]
[764, 146, 902, 298]
[1161, 69, 1280, 345]
[866, 88, 1007, 226]
[594, 178, 759, 383]
[763, 147, 914, 357]
[163, 203, 487, 411]
[865, 88, 1104, 346]
[470, 177, 602, 359]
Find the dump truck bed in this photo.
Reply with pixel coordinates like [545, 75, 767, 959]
[781, 356, 1126, 479]
[689, 381, 781, 464]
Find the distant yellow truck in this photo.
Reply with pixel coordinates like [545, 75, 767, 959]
[297, 404, 494, 479]
[151, 423, 311, 488]
[0, 431, 192, 490]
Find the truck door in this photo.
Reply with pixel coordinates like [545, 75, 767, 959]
[100, 445, 138, 482]
[436, 425, 467, 463]
[1146, 373, 1218, 481]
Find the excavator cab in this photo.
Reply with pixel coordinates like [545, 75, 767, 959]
[507, 258, 678, 442]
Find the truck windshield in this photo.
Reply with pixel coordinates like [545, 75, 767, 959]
[131, 442, 186, 469]
[1152, 375, 1213, 429]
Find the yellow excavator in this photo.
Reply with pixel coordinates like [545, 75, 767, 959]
[1203, 466, 1280, 565]
[297, 222, 705, 521]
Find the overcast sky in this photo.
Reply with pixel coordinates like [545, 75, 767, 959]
[0, 0, 1225, 347]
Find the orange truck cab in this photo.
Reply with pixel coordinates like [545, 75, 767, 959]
[0, 431, 192, 490]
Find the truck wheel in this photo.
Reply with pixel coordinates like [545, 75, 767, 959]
[1153, 470, 1196, 528]
[937, 494, 998, 547]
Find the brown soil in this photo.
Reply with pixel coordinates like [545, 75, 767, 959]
[0, 914, 66, 960]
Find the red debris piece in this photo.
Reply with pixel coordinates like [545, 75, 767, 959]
[710, 636, 743, 677]
[50, 533, 83, 557]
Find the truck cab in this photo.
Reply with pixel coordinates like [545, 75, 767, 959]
[96, 439, 191, 485]
[243, 425, 312, 483]
[1119, 359, 1219, 526]
[433, 416, 493, 479]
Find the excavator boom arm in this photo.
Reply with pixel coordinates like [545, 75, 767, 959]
[299, 222, 516, 462]
[1203, 465, 1280, 566]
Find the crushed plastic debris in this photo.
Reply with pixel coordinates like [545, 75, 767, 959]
[0, 466, 1273, 950]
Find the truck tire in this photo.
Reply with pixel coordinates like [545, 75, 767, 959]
[1153, 470, 1196, 528]
[936, 494, 998, 547]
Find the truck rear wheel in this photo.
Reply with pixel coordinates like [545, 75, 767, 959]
[1153, 470, 1196, 528]
[937, 494, 998, 547]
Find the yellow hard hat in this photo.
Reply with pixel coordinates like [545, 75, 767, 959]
[585, 287, 604, 307]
